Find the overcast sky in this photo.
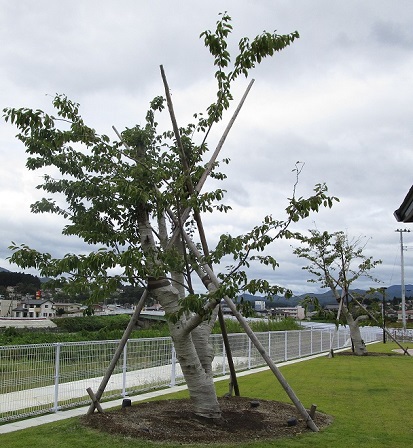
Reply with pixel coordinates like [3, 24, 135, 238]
[1, 0, 413, 295]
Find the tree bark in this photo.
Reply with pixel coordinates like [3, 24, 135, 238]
[138, 209, 221, 418]
[149, 283, 221, 418]
[341, 306, 367, 355]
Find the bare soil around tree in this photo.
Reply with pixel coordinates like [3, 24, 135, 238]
[81, 396, 332, 444]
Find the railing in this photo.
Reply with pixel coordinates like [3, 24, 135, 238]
[389, 328, 413, 342]
[0, 326, 380, 423]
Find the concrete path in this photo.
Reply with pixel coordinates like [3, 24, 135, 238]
[393, 348, 413, 355]
[0, 357, 248, 415]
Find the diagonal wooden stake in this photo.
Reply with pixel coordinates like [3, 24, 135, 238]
[178, 228, 320, 432]
[167, 76, 255, 248]
[160, 64, 241, 396]
[91, 82, 252, 412]
[349, 292, 411, 356]
[86, 289, 149, 415]
[86, 387, 104, 413]
[158, 67, 318, 429]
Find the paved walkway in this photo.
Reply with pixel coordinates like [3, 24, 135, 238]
[0, 357, 249, 415]
[393, 348, 413, 355]
[0, 351, 333, 435]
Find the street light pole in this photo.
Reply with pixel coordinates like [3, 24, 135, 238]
[396, 229, 410, 332]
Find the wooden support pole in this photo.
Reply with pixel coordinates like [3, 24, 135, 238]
[166, 78, 255, 248]
[329, 292, 345, 358]
[309, 404, 317, 419]
[86, 289, 149, 415]
[349, 293, 411, 356]
[160, 64, 241, 397]
[179, 230, 319, 432]
[86, 387, 104, 414]
[218, 305, 240, 396]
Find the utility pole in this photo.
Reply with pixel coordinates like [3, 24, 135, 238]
[396, 229, 410, 332]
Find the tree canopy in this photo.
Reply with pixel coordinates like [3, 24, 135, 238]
[4, 13, 337, 422]
[3, 13, 336, 307]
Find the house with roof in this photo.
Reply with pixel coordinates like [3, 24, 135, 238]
[52, 302, 83, 315]
[12, 298, 55, 319]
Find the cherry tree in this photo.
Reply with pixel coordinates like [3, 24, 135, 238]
[4, 13, 336, 426]
[293, 230, 381, 355]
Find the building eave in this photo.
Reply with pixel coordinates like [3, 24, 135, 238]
[394, 185, 413, 223]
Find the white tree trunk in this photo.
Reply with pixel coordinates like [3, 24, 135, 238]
[191, 307, 219, 377]
[138, 210, 221, 418]
[342, 306, 367, 355]
[149, 284, 221, 418]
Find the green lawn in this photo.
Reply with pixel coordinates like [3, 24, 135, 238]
[1, 342, 412, 447]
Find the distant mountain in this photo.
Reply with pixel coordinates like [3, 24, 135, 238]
[1, 265, 411, 303]
[0, 267, 51, 283]
[239, 291, 341, 307]
[384, 284, 413, 299]
[239, 285, 413, 308]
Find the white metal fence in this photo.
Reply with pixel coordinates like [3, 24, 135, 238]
[0, 326, 381, 423]
[388, 328, 413, 342]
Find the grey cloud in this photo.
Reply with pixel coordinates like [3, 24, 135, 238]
[2, 1, 413, 294]
[371, 20, 413, 49]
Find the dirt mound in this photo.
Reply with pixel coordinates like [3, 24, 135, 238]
[81, 396, 332, 444]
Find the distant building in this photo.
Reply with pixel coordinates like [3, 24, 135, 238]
[271, 305, 305, 320]
[254, 301, 266, 312]
[397, 309, 413, 322]
[52, 302, 83, 314]
[0, 299, 19, 317]
[324, 304, 340, 312]
[12, 298, 55, 319]
[144, 303, 163, 312]
[6, 286, 17, 297]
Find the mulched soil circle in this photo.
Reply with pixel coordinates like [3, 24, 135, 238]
[81, 396, 332, 444]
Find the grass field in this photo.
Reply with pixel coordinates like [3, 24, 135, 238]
[1, 342, 412, 447]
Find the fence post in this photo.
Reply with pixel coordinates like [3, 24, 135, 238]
[53, 343, 61, 413]
[284, 332, 288, 361]
[310, 328, 313, 355]
[122, 341, 128, 397]
[298, 331, 301, 358]
[170, 345, 176, 387]
[248, 338, 252, 369]
[320, 330, 323, 351]
[222, 337, 226, 375]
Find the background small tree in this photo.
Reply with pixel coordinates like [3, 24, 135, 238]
[293, 229, 381, 355]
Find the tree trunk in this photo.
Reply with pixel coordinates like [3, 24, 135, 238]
[342, 306, 367, 355]
[138, 209, 221, 418]
[149, 283, 221, 418]
[191, 307, 219, 378]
